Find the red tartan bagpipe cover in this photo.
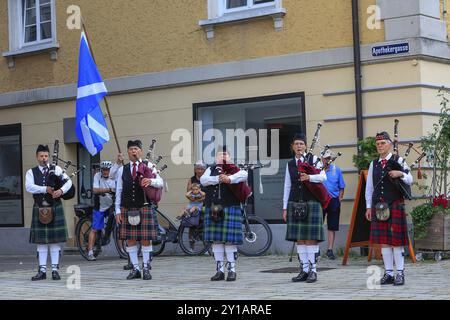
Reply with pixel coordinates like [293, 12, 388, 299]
[217, 162, 252, 203]
[297, 162, 331, 209]
[136, 162, 162, 203]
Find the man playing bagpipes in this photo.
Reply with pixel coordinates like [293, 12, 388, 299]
[282, 133, 328, 283]
[365, 132, 413, 286]
[114, 140, 163, 280]
[25, 144, 72, 281]
[200, 146, 249, 282]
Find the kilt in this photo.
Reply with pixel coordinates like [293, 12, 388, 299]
[119, 206, 158, 241]
[29, 202, 68, 244]
[370, 200, 408, 246]
[285, 200, 324, 242]
[203, 205, 243, 245]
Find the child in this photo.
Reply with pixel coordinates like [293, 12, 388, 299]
[179, 183, 205, 219]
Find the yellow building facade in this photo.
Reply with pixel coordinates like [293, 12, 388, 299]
[0, 0, 449, 253]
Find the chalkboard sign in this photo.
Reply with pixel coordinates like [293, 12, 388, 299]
[342, 171, 371, 265]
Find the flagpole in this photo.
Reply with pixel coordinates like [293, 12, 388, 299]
[81, 18, 122, 154]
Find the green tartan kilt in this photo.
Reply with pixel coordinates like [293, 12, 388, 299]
[203, 205, 243, 245]
[285, 200, 325, 242]
[29, 202, 68, 244]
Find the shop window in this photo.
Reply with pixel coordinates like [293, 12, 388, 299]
[0, 124, 24, 227]
[194, 93, 305, 223]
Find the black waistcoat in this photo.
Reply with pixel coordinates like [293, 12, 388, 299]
[288, 154, 317, 202]
[371, 157, 404, 206]
[121, 163, 145, 208]
[204, 165, 240, 207]
[32, 166, 59, 206]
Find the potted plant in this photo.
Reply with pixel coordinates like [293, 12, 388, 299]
[410, 90, 450, 258]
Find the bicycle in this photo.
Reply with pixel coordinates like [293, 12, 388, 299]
[74, 204, 125, 260]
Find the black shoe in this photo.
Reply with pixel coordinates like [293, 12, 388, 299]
[31, 270, 46, 281]
[123, 263, 133, 270]
[126, 268, 142, 280]
[142, 268, 152, 280]
[226, 271, 236, 281]
[380, 273, 395, 285]
[306, 271, 317, 283]
[326, 249, 336, 260]
[393, 272, 405, 286]
[292, 271, 309, 282]
[51, 270, 61, 280]
[211, 271, 225, 281]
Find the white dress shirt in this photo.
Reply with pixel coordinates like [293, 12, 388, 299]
[200, 166, 248, 186]
[25, 164, 72, 195]
[114, 160, 164, 215]
[365, 152, 413, 209]
[282, 154, 327, 210]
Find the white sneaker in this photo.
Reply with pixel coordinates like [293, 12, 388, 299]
[87, 253, 96, 261]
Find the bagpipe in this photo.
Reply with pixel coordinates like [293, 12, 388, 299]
[376, 119, 426, 201]
[297, 123, 336, 209]
[46, 140, 85, 202]
[215, 162, 265, 204]
[136, 138, 168, 205]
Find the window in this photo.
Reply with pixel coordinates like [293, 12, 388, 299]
[194, 93, 305, 222]
[23, 0, 53, 45]
[0, 124, 24, 227]
[3, 0, 58, 67]
[199, 0, 285, 39]
[226, 0, 274, 11]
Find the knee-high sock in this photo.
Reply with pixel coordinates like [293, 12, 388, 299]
[306, 245, 319, 273]
[381, 247, 394, 276]
[393, 247, 404, 273]
[49, 244, 61, 270]
[37, 244, 48, 272]
[296, 245, 309, 272]
[126, 246, 140, 270]
[225, 245, 238, 272]
[212, 243, 225, 272]
[142, 245, 153, 268]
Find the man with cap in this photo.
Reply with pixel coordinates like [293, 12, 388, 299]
[283, 133, 327, 283]
[322, 150, 346, 260]
[365, 131, 413, 286]
[25, 144, 72, 281]
[200, 146, 248, 281]
[114, 140, 163, 280]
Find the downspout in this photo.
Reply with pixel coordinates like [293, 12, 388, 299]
[352, 0, 364, 152]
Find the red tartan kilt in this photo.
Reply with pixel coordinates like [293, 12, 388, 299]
[370, 200, 409, 246]
[119, 206, 158, 241]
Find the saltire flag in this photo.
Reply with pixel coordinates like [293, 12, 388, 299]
[75, 31, 109, 156]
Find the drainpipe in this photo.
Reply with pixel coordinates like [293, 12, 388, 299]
[352, 0, 364, 153]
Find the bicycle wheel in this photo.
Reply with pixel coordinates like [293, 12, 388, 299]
[113, 224, 128, 259]
[237, 215, 272, 257]
[178, 224, 209, 255]
[75, 218, 93, 261]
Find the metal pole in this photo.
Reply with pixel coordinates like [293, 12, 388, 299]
[81, 18, 121, 154]
[352, 0, 364, 152]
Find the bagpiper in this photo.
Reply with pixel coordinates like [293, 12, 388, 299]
[200, 146, 248, 282]
[283, 133, 327, 283]
[114, 140, 163, 280]
[365, 131, 413, 286]
[25, 144, 72, 281]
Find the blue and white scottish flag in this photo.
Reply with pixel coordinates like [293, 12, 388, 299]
[75, 31, 109, 156]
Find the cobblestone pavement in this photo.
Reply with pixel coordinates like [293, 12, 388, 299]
[0, 254, 449, 300]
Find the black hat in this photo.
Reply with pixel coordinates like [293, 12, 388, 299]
[375, 131, 391, 142]
[127, 140, 143, 149]
[292, 133, 307, 144]
[36, 144, 50, 153]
